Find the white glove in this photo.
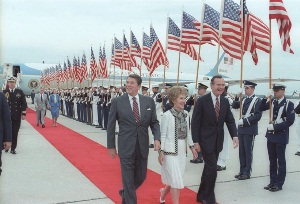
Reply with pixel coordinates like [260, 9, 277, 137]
[265, 89, 274, 98]
[101, 104, 103, 107]
[238, 119, 243, 126]
[267, 124, 274, 131]
[236, 88, 243, 95]
[161, 89, 165, 94]
[193, 89, 198, 95]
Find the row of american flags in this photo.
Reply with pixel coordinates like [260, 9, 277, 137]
[40, 0, 293, 86]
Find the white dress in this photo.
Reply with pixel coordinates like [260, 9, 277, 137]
[160, 110, 194, 189]
[161, 139, 186, 189]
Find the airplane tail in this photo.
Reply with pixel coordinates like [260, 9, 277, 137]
[205, 52, 229, 78]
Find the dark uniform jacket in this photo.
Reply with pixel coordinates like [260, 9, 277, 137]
[0, 92, 12, 148]
[259, 97, 295, 144]
[3, 89, 27, 120]
[295, 102, 300, 114]
[232, 95, 262, 135]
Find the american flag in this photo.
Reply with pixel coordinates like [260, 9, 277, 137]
[242, 0, 258, 64]
[142, 32, 151, 70]
[202, 4, 220, 44]
[77, 56, 81, 81]
[40, 71, 44, 84]
[167, 17, 199, 60]
[110, 42, 121, 67]
[90, 46, 98, 82]
[130, 31, 141, 57]
[101, 46, 108, 78]
[67, 57, 73, 81]
[80, 53, 88, 83]
[125, 34, 141, 70]
[182, 12, 200, 45]
[149, 25, 169, 76]
[98, 45, 103, 77]
[55, 65, 59, 85]
[269, 0, 293, 54]
[114, 37, 123, 60]
[73, 56, 80, 82]
[58, 63, 63, 82]
[63, 62, 67, 82]
[122, 35, 134, 71]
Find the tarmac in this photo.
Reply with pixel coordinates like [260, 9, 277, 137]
[1, 98, 300, 204]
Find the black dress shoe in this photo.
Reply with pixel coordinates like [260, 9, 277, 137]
[234, 173, 242, 179]
[269, 186, 282, 192]
[101, 128, 107, 130]
[42, 124, 45, 128]
[217, 165, 226, 171]
[5, 149, 9, 153]
[295, 151, 300, 156]
[264, 184, 275, 190]
[10, 150, 17, 154]
[190, 159, 203, 164]
[149, 144, 154, 148]
[238, 175, 250, 180]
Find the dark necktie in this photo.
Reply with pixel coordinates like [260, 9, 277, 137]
[215, 97, 220, 121]
[41, 94, 43, 102]
[132, 97, 140, 123]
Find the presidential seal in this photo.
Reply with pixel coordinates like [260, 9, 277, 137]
[28, 79, 40, 89]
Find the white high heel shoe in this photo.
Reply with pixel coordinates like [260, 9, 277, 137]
[160, 188, 165, 204]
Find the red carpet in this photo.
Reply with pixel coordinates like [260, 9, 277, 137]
[26, 109, 198, 203]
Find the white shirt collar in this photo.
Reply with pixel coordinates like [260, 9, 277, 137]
[277, 96, 284, 104]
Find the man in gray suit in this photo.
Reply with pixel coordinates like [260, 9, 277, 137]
[0, 92, 12, 175]
[34, 87, 50, 128]
[107, 74, 160, 204]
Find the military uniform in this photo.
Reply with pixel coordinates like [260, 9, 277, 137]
[3, 80, 27, 154]
[295, 102, 300, 155]
[232, 81, 262, 179]
[259, 84, 295, 191]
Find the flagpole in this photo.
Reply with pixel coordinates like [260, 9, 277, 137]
[139, 31, 144, 77]
[176, 12, 184, 86]
[269, 19, 272, 123]
[194, 4, 205, 105]
[113, 37, 116, 87]
[239, 0, 245, 119]
[163, 17, 169, 90]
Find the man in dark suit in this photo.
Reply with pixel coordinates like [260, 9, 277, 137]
[3, 77, 27, 154]
[232, 80, 262, 180]
[0, 92, 12, 175]
[260, 84, 295, 192]
[30, 90, 35, 104]
[107, 74, 160, 204]
[191, 75, 238, 204]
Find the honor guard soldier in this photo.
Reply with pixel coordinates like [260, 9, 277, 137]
[96, 87, 103, 128]
[190, 83, 208, 164]
[102, 87, 110, 130]
[232, 81, 262, 178]
[92, 87, 99, 126]
[157, 83, 172, 113]
[3, 77, 27, 154]
[150, 84, 161, 148]
[295, 93, 300, 156]
[260, 84, 295, 192]
[87, 89, 93, 125]
[141, 86, 149, 96]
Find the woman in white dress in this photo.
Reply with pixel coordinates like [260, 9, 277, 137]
[158, 86, 198, 204]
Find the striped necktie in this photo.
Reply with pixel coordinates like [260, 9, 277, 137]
[215, 97, 220, 121]
[132, 97, 140, 123]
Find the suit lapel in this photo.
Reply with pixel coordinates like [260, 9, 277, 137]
[206, 95, 217, 123]
[139, 94, 146, 123]
[219, 96, 227, 123]
[122, 94, 136, 124]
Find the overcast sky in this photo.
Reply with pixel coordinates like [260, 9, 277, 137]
[1, 0, 299, 84]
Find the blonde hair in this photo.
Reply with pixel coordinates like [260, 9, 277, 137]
[167, 86, 187, 106]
